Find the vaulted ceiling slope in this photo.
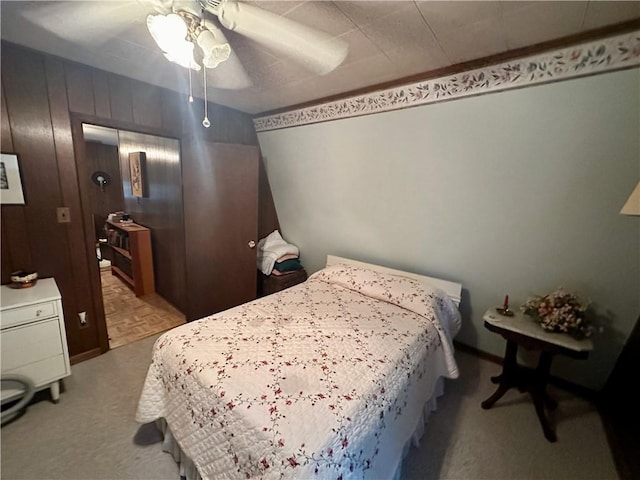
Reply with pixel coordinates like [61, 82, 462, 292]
[1, 1, 639, 115]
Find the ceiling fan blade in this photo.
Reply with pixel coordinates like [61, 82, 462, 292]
[205, 52, 253, 90]
[204, 0, 348, 75]
[200, 20, 253, 89]
[12, 1, 149, 46]
[139, 0, 174, 15]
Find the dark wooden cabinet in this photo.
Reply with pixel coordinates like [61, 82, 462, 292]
[259, 270, 308, 297]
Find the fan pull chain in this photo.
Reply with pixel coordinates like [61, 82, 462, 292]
[202, 66, 211, 128]
[188, 68, 194, 103]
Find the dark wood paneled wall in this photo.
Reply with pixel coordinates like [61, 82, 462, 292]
[84, 141, 124, 235]
[1, 47, 96, 358]
[1, 41, 279, 362]
[118, 131, 185, 310]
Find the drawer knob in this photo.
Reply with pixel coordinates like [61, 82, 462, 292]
[36, 309, 42, 317]
[248, 240, 256, 249]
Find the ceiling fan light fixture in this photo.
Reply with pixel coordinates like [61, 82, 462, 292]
[196, 29, 231, 68]
[147, 13, 186, 51]
[147, 13, 200, 70]
[163, 42, 200, 71]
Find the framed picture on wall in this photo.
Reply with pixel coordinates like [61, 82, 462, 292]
[0, 153, 26, 205]
[129, 151, 147, 198]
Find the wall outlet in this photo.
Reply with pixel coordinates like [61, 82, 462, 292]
[56, 207, 71, 223]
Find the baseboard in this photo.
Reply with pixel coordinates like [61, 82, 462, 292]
[454, 340, 502, 363]
[70, 347, 102, 365]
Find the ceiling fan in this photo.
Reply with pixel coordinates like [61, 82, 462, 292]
[144, 0, 349, 126]
[6, 0, 348, 126]
[146, 0, 349, 76]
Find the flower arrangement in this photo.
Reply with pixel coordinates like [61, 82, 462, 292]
[521, 288, 592, 339]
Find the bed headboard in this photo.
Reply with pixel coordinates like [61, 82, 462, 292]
[326, 255, 462, 307]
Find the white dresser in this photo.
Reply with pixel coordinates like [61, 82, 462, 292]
[1, 278, 71, 403]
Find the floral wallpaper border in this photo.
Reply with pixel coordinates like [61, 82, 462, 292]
[253, 31, 640, 132]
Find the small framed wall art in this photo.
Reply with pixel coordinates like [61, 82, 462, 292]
[128, 151, 147, 198]
[0, 153, 26, 205]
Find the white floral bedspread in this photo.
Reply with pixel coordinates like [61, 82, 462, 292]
[136, 264, 461, 480]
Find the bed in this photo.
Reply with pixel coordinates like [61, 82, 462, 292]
[136, 255, 462, 480]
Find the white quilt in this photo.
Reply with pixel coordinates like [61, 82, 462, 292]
[136, 264, 460, 480]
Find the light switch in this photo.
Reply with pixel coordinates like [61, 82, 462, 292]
[56, 207, 71, 223]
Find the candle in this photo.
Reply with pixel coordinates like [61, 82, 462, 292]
[503, 295, 509, 310]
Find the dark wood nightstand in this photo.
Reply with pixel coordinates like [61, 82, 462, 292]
[258, 269, 307, 297]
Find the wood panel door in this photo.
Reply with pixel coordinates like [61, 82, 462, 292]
[183, 141, 259, 321]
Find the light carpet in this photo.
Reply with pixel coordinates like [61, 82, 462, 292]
[0, 334, 618, 480]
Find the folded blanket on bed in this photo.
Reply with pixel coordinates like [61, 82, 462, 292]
[257, 230, 299, 275]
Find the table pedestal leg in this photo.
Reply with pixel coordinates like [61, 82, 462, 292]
[481, 340, 518, 409]
[481, 343, 558, 442]
[531, 352, 556, 442]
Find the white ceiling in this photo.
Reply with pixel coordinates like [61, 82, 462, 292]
[1, 1, 639, 115]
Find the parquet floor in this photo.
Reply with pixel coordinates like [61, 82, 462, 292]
[101, 268, 186, 349]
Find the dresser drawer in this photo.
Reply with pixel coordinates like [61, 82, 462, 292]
[0, 300, 57, 329]
[0, 279, 71, 404]
[1, 354, 68, 402]
[1, 318, 65, 371]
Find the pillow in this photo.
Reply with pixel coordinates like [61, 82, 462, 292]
[309, 262, 461, 378]
[308, 263, 436, 318]
[309, 263, 461, 334]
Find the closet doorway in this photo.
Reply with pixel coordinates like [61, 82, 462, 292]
[81, 123, 185, 349]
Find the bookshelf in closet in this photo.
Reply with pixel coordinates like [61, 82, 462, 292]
[106, 220, 155, 296]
